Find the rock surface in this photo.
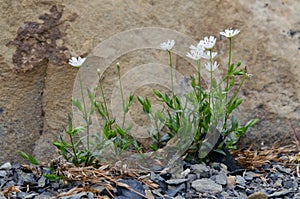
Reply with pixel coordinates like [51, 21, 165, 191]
[0, 0, 300, 163]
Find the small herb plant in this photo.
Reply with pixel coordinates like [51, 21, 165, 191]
[20, 28, 258, 168]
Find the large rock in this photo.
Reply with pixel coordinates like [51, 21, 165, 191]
[0, 0, 299, 164]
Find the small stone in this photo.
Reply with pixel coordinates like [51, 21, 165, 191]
[268, 189, 293, 197]
[35, 195, 53, 199]
[274, 165, 292, 174]
[17, 172, 36, 185]
[214, 173, 227, 185]
[187, 173, 197, 182]
[227, 175, 236, 185]
[247, 192, 268, 199]
[0, 162, 12, 170]
[191, 179, 223, 193]
[235, 175, 246, 186]
[0, 193, 6, 199]
[174, 196, 185, 199]
[117, 179, 145, 199]
[24, 193, 39, 198]
[294, 192, 300, 199]
[166, 178, 188, 185]
[274, 178, 282, 187]
[181, 168, 190, 178]
[191, 164, 210, 178]
[166, 187, 178, 197]
[267, 173, 278, 181]
[283, 179, 294, 189]
[0, 170, 7, 178]
[245, 189, 255, 195]
[244, 174, 253, 181]
[145, 190, 154, 199]
[38, 176, 47, 187]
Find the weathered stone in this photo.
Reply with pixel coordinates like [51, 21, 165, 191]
[191, 164, 210, 178]
[0, 162, 12, 170]
[191, 178, 223, 193]
[235, 175, 246, 187]
[166, 178, 188, 185]
[247, 192, 268, 199]
[214, 173, 227, 185]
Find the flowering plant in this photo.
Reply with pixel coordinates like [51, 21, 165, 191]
[23, 28, 257, 169]
[141, 28, 258, 163]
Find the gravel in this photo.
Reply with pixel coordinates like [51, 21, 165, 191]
[0, 160, 299, 199]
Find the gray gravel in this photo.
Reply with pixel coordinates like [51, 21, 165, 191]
[0, 161, 299, 198]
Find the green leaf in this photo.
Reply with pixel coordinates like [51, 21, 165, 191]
[190, 76, 196, 88]
[137, 96, 145, 105]
[71, 99, 83, 112]
[43, 174, 63, 181]
[229, 77, 235, 88]
[155, 111, 166, 123]
[18, 151, 39, 165]
[245, 118, 259, 128]
[153, 89, 163, 99]
[116, 125, 126, 136]
[228, 63, 234, 74]
[149, 144, 158, 151]
[138, 96, 151, 114]
[227, 98, 243, 114]
[213, 148, 227, 156]
[233, 70, 244, 76]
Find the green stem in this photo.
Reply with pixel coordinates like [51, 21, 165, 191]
[197, 59, 202, 99]
[196, 59, 203, 141]
[78, 71, 90, 152]
[209, 49, 213, 106]
[230, 74, 247, 102]
[224, 37, 232, 130]
[69, 133, 79, 166]
[168, 50, 175, 100]
[117, 64, 126, 128]
[97, 73, 112, 131]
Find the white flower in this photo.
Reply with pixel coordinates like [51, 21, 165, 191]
[201, 36, 216, 49]
[69, 56, 86, 67]
[220, 28, 240, 38]
[202, 51, 218, 60]
[160, 40, 175, 51]
[186, 47, 205, 61]
[246, 73, 253, 78]
[205, 61, 219, 72]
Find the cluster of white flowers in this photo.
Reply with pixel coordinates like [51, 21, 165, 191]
[160, 28, 240, 72]
[69, 28, 240, 73]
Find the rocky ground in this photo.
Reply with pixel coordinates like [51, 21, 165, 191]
[1, 147, 299, 199]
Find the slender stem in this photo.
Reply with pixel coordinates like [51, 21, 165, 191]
[197, 59, 202, 98]
[196, 59, 203, 141]
[69, 133, 79, 166]
[230, 74, 247, 102]
[97, 73, 112, 131]
[209, 49, 213, 106]
[168, 50, 175, 99]
[150, 114, 160, 147]
[224, 37, 232, 130]
[117, 64, 126, 128]
[78, 71, 90, 151]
